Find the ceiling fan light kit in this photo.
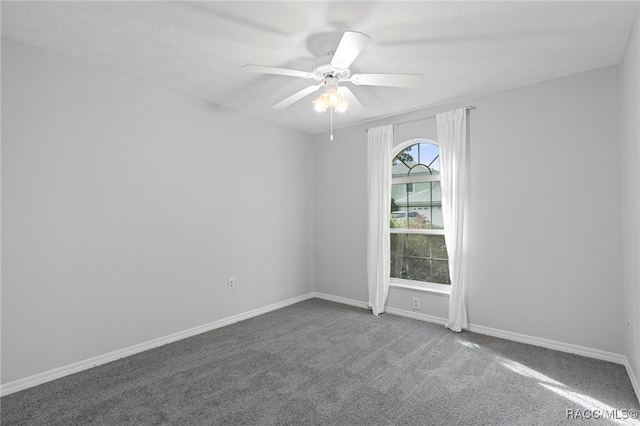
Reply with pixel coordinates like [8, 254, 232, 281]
[243, 30, 424, 139]
[312, 77, 348, 113]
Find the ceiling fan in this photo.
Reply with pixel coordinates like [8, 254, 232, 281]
[242, 30, 423, 115]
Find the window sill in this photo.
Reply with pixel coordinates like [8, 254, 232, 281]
[389, 279, 451, 296]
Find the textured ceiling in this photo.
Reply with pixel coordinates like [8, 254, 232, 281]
[2, 1, 638, 134]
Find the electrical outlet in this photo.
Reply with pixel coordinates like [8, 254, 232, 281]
[628, 317, 632, 332]
[227, 277, 235, 290]
[412, 297, 420, 310]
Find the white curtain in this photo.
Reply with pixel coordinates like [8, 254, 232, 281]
[437, 109, 468, 332]
[367, 125, 393, 315]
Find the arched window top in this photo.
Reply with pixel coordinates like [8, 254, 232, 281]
[392, 139, 440, 178]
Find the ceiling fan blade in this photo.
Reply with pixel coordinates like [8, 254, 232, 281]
[338, 86, 365, 115]
[272, 84, 323, 110]
[350, 73, 423, 88]
[330, 31, 371, 70]
[242, 64, 313, 79]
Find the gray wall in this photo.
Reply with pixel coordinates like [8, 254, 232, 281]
[621, 9, 640, 384]
[314, 65, 625, 354]
[3, 25, 637, 387]
[1, 38, 315, 384]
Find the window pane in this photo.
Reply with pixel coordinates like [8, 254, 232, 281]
[430, 182, 443, 229]
[406, 257, 431, 282]
[389, 234, 450, 285]
[391, 183, 406, 202]
[408, 164, 431, 176]
[431, 206, 444, 229]
[391, 187, 442, 227]
[419, 143, 440, 175]
[390, 254, 403, 278]
[391, 183, 408, 229]
[419, 143, 438, 165]
[431, 235, 448, 258]
[393, 143, 441, 176]
[431, 181, 441, 202]
[392, 161, 410, 177]
[430, 158, 440, 174]
[406, 234, 430, 258]
[390, 233, 403, 256]
[407, 144, 419, 163]
[405, 182, 432, 229]
[392, 146, 414, 177]
[390, 234, 404, 277]
[432, 260, 451, 284]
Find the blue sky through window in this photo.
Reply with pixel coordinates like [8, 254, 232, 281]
[401, 142, 439, 171]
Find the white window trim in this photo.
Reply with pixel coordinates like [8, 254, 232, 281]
[392, 174, 441, 184]
[393, 138, 439, 156]
[389, 278, 451, 296]
[390, 228, 445, 235]
[391, 138, 450, 293]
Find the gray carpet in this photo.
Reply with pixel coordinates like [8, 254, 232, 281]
[1, 299, 638, 425]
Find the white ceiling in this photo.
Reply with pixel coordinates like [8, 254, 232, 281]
[2, 1, 638, 134]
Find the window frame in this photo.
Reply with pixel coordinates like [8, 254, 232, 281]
[390, 138, 451, 296]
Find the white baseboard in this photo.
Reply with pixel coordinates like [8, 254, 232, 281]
[0, 293, 315, 397]
[624, 357, 640, 405]
[384, 306, 448, 326]
[311, 292, 370, 309]
[466, 323, 626, 365]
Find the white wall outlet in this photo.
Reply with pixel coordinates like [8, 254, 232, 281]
[412, 297, 420, 310]
[227, 277, 235, 290]
[628, 317, 632, 331]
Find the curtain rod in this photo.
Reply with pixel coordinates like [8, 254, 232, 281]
[364, 105, 476, 133]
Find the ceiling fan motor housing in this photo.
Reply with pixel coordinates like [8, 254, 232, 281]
[311, 55, 350, 81]
[323, 76, 340, 92]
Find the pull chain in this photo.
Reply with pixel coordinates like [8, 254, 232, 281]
[330, 107, 334, 141]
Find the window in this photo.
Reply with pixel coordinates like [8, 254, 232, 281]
[390, 140, 450, 289]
